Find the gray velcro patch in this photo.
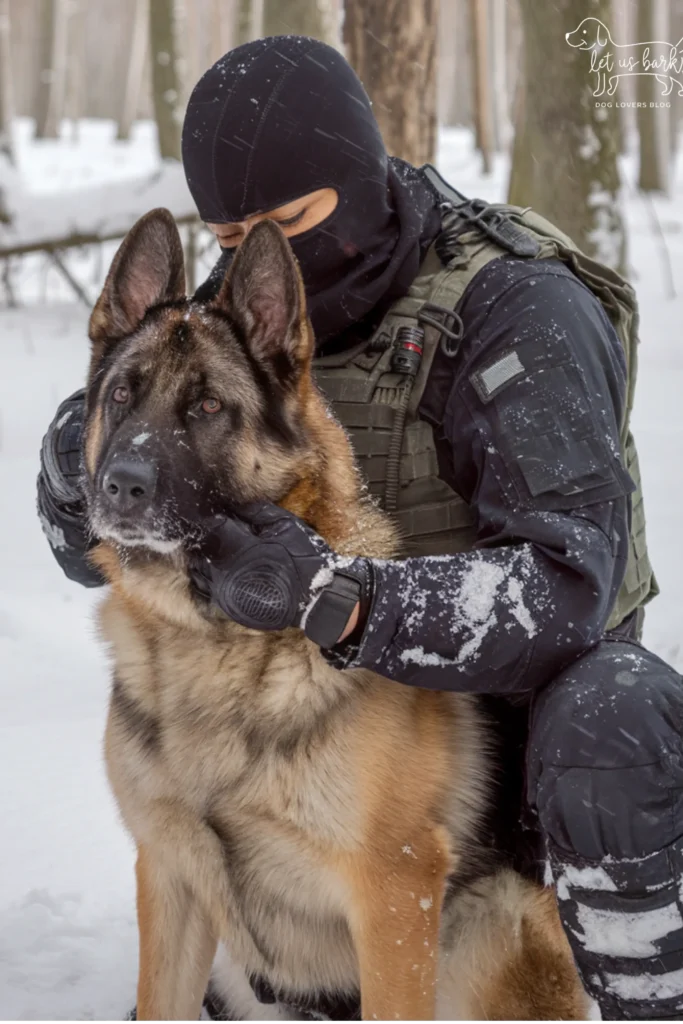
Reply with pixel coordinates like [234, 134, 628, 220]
[471, 350, 525, 402]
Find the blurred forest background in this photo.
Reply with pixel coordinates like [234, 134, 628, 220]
[0, 0, 681, 295]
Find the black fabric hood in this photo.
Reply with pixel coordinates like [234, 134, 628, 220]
[181, 36, 441, 341]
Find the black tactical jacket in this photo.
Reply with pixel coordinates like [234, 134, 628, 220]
[38, 253, 632, 700]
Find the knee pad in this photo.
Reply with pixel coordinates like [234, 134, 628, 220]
[528, 639, 683, 860]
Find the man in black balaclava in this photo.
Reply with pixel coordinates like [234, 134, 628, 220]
[182, 35, 441, 343]
[37, 37, 683, 1023]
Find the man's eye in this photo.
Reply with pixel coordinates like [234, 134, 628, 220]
[201, 398, 222, 414]
[112, 386, 129, 404]
[276, 209, 305, 228]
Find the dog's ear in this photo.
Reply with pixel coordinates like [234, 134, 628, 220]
[89, 208, 186, 355]
[213, 220, 311, 374]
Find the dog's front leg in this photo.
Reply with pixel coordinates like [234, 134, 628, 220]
[135, 845, 218, 1021]
[343, 825, 452, 1021]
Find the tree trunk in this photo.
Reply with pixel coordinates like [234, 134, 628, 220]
[149, 0, 182, 160]
[0, 0, 12, 225]
[263, 0, 336, 43]
[637, 0, 670, 193]
[118, 0, 149, 140]
[507, 60, 529, 206]
[64, 0, 87, 137]
[343, 0, 438, 165]
[441, 0, 474, 128]
[669, 0, 683, 159]
[507, 0, 626, 275]
[209, 0, 237, 63]
[470, 0, 493, 172]
[0, 0, 13, 165]
[505, 0, 523, 134]
[235, 0, 251, 46]
[34, 0, 67, 138]
[181, 0, 200, 100]
[490, 0, 509, 150]
[235, 0, 264, 44]
[437, 0, 458, 127]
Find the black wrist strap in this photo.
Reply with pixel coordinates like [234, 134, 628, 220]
[304, 571, 362, 650]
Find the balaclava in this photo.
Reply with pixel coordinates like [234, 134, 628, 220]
[181, 36, 442, 342]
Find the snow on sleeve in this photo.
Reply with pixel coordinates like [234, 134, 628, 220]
[396, 547, 541, 670]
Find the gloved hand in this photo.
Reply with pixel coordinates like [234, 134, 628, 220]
[189, 502, 372, 649]
[40, 389, 86, 506]
[37, 389, 105, 587]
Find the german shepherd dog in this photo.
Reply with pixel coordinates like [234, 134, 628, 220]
[82, 209, 587, 1021]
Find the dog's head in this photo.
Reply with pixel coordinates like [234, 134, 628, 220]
[83, 209, 344, 557]
[565, 17, 609, 51]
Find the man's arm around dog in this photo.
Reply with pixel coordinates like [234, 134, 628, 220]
[36, 257, 632, 696]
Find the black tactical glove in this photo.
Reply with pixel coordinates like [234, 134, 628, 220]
[189, 502, 372, 649]
[40, 389, 86, 505]
[37, 390, 105, 588]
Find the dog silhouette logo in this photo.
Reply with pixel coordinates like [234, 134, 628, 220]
[566, 17, 683, 97]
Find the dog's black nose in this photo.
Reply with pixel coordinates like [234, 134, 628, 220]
[102, 459, 158, 514]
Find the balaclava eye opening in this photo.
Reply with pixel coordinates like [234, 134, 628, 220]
[181, 36, 441, 342]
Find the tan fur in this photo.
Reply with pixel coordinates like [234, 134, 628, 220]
[84, 405, 103, 478]
[86, 216, 588, 1021]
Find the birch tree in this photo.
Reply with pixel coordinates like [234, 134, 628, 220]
[508, 0, 626, 274]
[343, 0, 438, 165]
[149, 0, 183, 160]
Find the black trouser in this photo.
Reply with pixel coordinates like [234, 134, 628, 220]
[528, 627, 683, 1020]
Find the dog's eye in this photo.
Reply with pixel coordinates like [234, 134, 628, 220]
[201, 398, 222, 414]
[112, 386, 129, 404]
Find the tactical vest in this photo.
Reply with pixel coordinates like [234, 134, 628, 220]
[312, 167, 657, 632]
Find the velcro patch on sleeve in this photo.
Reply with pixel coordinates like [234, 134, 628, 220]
[471, 350, 525, 402]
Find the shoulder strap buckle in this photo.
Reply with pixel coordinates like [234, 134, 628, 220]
[441, 198, 542, 260]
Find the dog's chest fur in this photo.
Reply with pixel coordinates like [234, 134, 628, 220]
[100, 571, 387, 991]
[97, 555, 489, 996]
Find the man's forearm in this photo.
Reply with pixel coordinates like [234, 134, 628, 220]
[326, 509, 626, 694]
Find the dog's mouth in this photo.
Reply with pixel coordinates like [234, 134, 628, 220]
[97, 525, 183, 554]
[89, 505, 199, 556]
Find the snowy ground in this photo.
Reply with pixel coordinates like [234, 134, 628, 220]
[0, 121, 682, 1020]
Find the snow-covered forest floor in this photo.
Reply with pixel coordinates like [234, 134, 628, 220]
[0, 121, 682, 1020]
